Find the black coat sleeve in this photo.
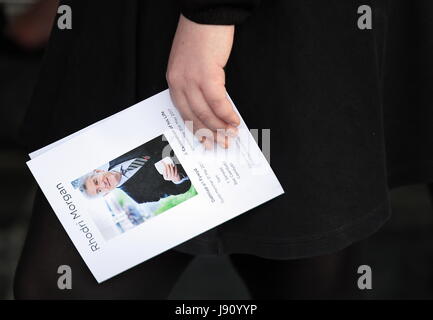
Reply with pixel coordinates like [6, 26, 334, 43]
[179, 0, 260, 25]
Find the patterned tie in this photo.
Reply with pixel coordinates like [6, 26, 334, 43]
[121, 156, 150, 177]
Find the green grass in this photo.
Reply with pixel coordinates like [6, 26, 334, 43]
[154, 185, 198, 215]
[110, 184, 198, 216]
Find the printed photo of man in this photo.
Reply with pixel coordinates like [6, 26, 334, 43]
[74, 135, 191, 204]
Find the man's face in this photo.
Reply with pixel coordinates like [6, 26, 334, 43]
[84, 170, 120, 197]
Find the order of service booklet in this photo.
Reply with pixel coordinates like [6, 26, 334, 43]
[27, 89, 284, 283]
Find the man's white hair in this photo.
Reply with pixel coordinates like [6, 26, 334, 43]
[72, 171, 103, 199]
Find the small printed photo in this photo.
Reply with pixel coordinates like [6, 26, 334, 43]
[71, 134, 198, 241]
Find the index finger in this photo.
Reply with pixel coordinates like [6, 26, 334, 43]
[201, 82, 240, 127]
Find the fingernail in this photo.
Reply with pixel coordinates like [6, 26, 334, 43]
[226, 127, 238, 137]
[230, 118, 241, 127]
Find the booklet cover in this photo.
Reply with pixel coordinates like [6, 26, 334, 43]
[27, 89, 284, 283]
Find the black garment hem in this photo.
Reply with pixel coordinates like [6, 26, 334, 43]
[174, 166, 433, 259]
[173, 199, 391, 260]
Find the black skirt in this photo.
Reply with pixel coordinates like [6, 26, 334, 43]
[21, 0, 433, 259]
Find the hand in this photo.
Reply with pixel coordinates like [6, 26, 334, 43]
[166, 14, 240, 150]
[162, 163, 181, 183]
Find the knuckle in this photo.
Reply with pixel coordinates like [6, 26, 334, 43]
[203, 84, 226, 105]
[180, 112, 192, 122]
[184, 73, 200, 87]
[166, 70, 182, 86]
[207, 69, 225, 83]
[195, 109, 211, 122]
[208, 96, 226, 109]
[207, 97, 231, 117]
[218, 108, 232, 119]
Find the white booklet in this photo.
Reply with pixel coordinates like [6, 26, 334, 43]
[27, 89, 284, 283]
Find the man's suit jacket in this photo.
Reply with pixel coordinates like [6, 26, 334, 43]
[108, 135, 191, 203]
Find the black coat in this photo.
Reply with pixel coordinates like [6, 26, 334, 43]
[21, 0, 433, 259]
[107, 135, 191, 203]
